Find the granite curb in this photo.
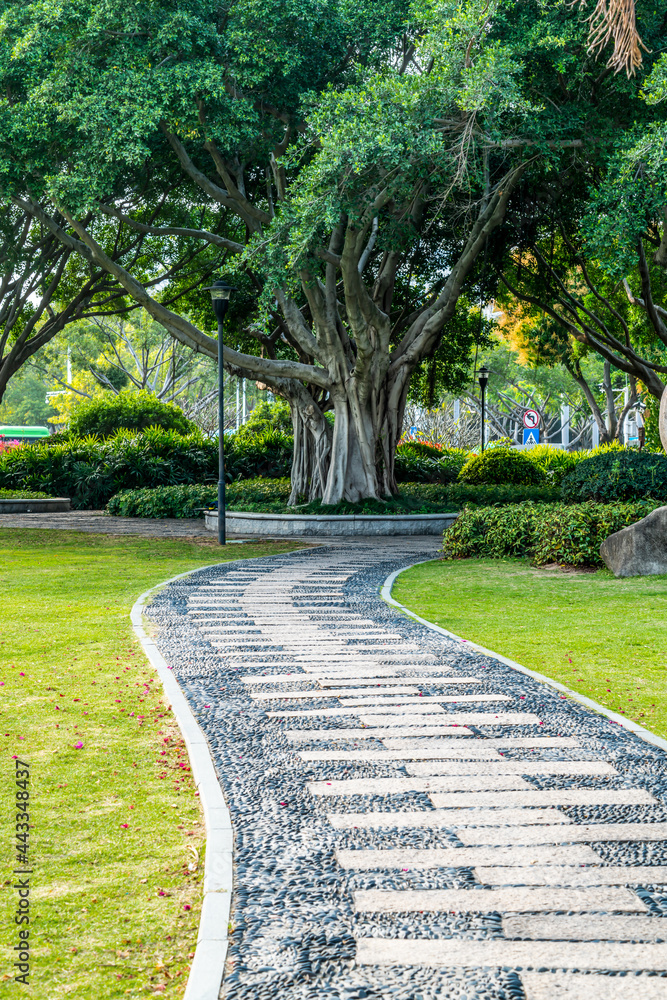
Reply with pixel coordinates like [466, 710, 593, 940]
[381, 561, 667, 755]
[206, 510, 458, 536]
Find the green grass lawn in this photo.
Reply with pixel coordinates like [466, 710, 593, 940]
[394, 557, 667, 740]
[0, 530, 302, 998]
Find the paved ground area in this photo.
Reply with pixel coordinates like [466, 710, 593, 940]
[0, 510, 213, 536]
[145, 540, 667, 1000]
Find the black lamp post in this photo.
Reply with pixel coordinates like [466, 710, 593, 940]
[478, 366, 490, 453]
[203, 280, 236, 544]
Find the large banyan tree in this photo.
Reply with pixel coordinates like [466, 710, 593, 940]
[1, 0, 661, 500]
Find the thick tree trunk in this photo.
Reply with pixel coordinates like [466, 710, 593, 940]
[288, 392, 332, 505]
[314, 370, 409, 505]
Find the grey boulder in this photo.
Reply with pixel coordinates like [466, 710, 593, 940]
[600, 505, 667, 577]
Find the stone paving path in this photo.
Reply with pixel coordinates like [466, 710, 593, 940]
[145, 540, 667, 1000]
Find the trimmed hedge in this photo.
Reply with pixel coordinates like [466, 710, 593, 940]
[458, 447, 547, 485]
[524, 444, 584, 486]
[443, 500, 660, 566]
[107, 479, 292, 518]
[397, 441, 449, 458]
[445, 483, 561, 506]
[399, 482, 561, 506]
[106, 479, 564, 519]
[561, 450, 667, 502]
[0, 488, 52, 499]
[106, 481, 447, 517]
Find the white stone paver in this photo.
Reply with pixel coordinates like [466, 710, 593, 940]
[503, 914, 667, 940]
[328, 808, 573, 829]
[309, 774, 535, 796]
[405, 761, 616, 776]
[249, 685, 422, 700]
[242, 673, 475, 684]
[381, 736, 581, 747]
[429, 789, 656, 808]
[299, 747, 502, 761]
[337, 845, 600, 869]
[355, 937, 667, 970]
[285, 726, 475, 740]
[520, 972, 667, 999]
[458, 822, 667, 845]
[352, 886, 647, 913]
[474, 866, 667, 885]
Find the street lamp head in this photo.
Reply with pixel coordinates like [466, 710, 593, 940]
[203, 280, 237, 324]
[203, 280, 237, 301]
[477, 365, 490, 391]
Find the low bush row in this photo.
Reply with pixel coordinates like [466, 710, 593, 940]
[107, 479, 293, 518]
[106, 480, 562, 518]
[561, 450, 667, 502]
[443, 500, 659, 566]
[4, 412, 667, 510]
[0, 488, 52, 499]
[0, 427, 292, 509]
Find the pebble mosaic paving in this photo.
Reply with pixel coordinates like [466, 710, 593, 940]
[145, 540, 667, 999]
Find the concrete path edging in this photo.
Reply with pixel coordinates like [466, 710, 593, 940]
[381, 561, 667, 755]
[131, 562, 234, 1000]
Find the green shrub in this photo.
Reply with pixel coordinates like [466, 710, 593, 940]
[237, 399, 293, 436]
[398, 482, 560, 506]
[443, 500, 659, 566]
[523, 444, 584, 486]
[561, 450, 667, 502]
[458, 447, 547, 485]
[0, 423, 293, 509]
[225, 427, 292, 479]
[395, 445, 468, 484]
[106, 479, 568, 519]
[106, 483, 216, 518]
[397, 440, 446, 458]
[107, 480, 449, 517]
[227, 478, 293, 506]
[0, 488, 52, 499]
[68, 390, 196, 437]
[0, 428, 218, 509]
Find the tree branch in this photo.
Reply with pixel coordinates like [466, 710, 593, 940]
[96, 202, 244, 253]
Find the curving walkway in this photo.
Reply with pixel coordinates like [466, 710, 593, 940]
[146, 540, 667, 1000]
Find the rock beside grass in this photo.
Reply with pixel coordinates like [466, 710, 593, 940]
[600, 504, 667, 577]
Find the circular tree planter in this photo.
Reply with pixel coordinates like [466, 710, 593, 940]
[205, 510, 458, 537]
[0, 498, 71, 513]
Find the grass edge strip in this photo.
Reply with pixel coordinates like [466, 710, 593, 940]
[380, 560, 667, 756]
[130, 561, 233, 1000]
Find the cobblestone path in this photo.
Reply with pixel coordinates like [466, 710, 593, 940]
[146, 541, 667, 1000]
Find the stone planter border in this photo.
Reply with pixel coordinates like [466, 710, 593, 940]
[205, 510, 458, 536]
[0, 497, 71, 513]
